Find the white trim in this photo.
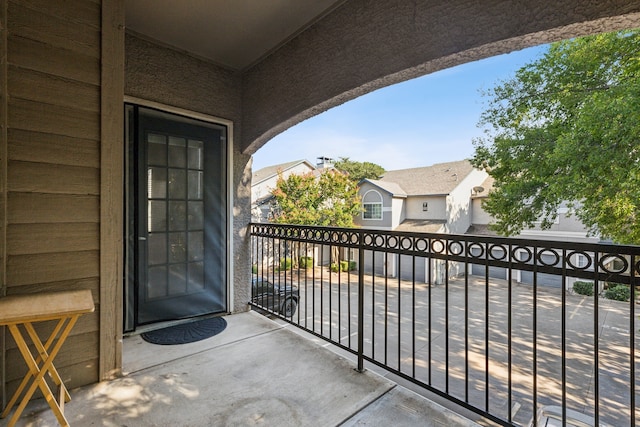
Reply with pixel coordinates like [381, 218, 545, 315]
[124, 96, 234, 128]
[519, 230, 591, 239]
[124, 97, 235, 313]
[360, 225, 394, 230]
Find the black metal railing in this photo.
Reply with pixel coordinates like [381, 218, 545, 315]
[249, 223, 639, 427]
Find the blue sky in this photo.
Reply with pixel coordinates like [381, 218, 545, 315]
[252, 44, 549, 172]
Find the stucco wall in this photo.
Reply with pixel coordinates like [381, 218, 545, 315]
[406, 196, 446, 220]
[125, 34, 251, 314]
[125, 34, 241, 125]
[471, 198, 493, 226]
[519, 206, 600, 242]
[355, 183, 393, 229]
[472, 198, 598, 241]
[391, 197, 405, 229]
[241, 0, 640, 153]
[445, 168, 488, 234]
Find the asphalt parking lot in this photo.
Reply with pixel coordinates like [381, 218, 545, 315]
[269, 270, 639, 426]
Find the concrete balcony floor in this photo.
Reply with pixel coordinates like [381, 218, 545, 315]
[9, 311, 478, 427]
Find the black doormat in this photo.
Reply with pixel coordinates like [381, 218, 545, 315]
[141, 317, 227, 345]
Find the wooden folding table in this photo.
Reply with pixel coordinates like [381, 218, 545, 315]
[0, 290, 94, 427]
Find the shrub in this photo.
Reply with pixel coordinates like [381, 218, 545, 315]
[345, 260, 357, 271]
[299, 256, 313, 269]
[573, 281, 594, 296]
[251, 264, 258, 274]
[603, 284, 635, 302]
[330, 261, 357, 272]
[279, 257, 293, 270]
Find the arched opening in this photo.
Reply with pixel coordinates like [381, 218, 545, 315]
[248, 24, 640, 427]
[243, 9, 640, 154]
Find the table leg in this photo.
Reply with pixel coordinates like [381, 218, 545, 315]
[25, 322, 71, 403]
[2, 319, 68, 417]
[3, 316, 78, 427]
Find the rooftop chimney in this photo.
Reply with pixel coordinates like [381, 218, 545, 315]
[316, 156, 334, 169]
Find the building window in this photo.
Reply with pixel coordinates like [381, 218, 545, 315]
[423, 202, 428, 211]
[363, 203, 382, 219]
[362, 189, 383, 220]
[577, 254, 587, 268]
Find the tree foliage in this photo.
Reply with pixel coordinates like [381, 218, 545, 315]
[270, 169, 361, 227]
[472, 29, 640, 244]
[333, 157, 385, 183]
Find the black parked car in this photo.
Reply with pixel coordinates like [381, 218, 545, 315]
[251, 278, 299, 317]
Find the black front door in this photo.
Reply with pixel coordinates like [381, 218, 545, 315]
[128, 106, 227, 326]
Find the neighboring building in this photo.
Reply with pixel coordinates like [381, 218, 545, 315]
[355, 160, 601, 289]
[250, 157, 338, 269]
[251, 159, 316, 222]
[356, 160, 488, 234]
[251, 157, 337, 222]
[469, 175, 603, 290]
[355, 160, 489, 283]
[469, 175, 600, 243]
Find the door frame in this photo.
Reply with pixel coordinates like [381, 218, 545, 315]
[124, 97, 234, 331]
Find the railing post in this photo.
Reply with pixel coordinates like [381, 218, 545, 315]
[357, 230, 365, 373]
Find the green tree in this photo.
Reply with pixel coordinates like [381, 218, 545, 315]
[333, 157, 385, 183]
[270, 169, 361, 227]
[472, 29, 640, 244]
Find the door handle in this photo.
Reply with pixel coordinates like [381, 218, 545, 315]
[139, 237, 147, 241]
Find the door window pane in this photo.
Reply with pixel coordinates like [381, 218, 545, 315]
[168, 168, 186, 199]
[148, 167, 167, 199]
[168, 136, 186, 168]
[188, 140, 203, 169]
[148, 233, 167, 265]
[168, 201, 187, 231]
[169, 232, 187, 263]
[188, 171, 203, 200]
[147, 134, 167, 165]
[169, 264, 187, 295]
[188, 231, 204, 261]
[188, 201, 203, 230]
[148, 201, 166, 232]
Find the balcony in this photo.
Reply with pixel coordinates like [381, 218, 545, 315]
[250, 223, 639, 426]
[11, 223, 637, 426]
[11, 311, 477, 426]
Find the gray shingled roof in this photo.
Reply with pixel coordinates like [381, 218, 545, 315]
[465, 224, 498, 236]
[362, 179, 407, 197]
[252, 160, 312, 184]
[395, 219, 446, 233]
[379, 160, 475, 196]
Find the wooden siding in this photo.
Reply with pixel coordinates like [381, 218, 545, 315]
[7, 223, 99, 255]
[8, 129, 100, 168]
[2, 0, 103, 399]
[100, 0, 124, 381]
[0, 0, 8, 409]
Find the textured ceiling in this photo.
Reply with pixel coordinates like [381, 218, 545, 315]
[125, 0, 345, 70]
